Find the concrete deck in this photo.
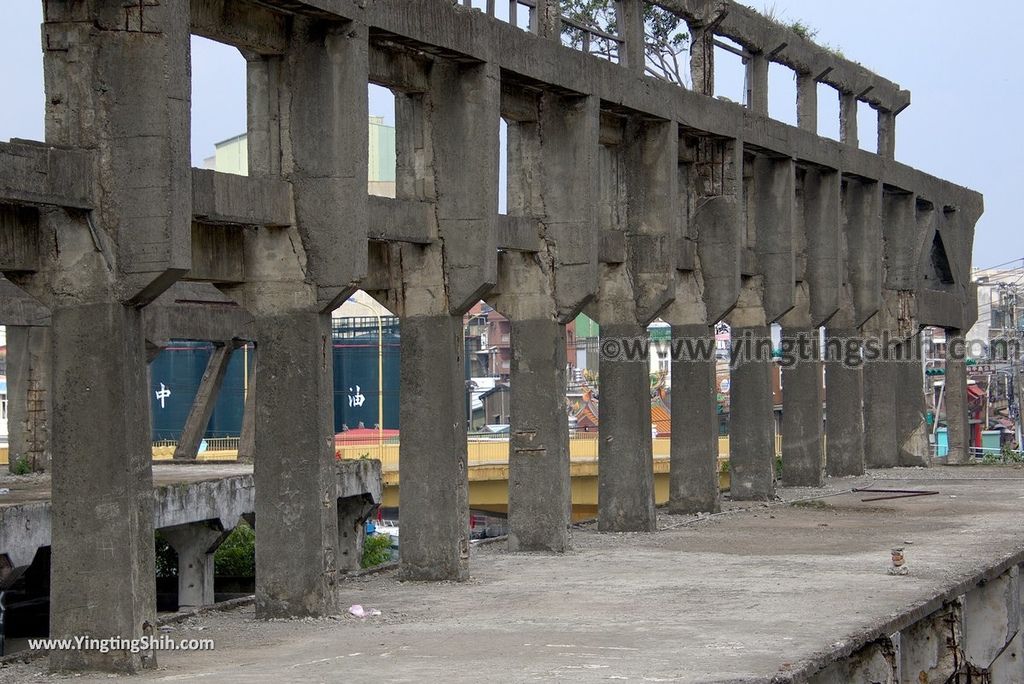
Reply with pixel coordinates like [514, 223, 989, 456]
[3, 466, 1019, 683]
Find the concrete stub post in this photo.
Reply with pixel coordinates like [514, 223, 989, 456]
[162, 522, 228, 610]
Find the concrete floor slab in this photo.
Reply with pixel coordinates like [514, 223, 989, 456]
[2, 466, 1022, 683]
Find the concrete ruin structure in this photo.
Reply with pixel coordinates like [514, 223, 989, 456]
[0, 0, 982, 675]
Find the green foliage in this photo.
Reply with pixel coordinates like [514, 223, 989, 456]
[214, 522, 255, 577]
[154, 532, 178, 578]
[559, 0, 690, 85]
[361, 533, 393, 569]
[775, 455, 783, 478]
[11, 457, 32, 476]
[788, 20, 818, 40]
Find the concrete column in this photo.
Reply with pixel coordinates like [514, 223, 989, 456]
[781, 327, 824, 487]
[877, 108, 896, 159]
[746, 52, 769, 114]
[796, 73, 818, 133]
[237, 346, 256, 462]
[729, 325, 776, 500]
[944, 328, 971, 464]
[49, 303, 157, 672]
[619, 0, 645, 74]
[337, 494, 376, 573]
[162, 521, 227, 610]
[667, 323, 721, 514]
[840, 92, 858, 147]
[508, 318, 571, 551]
[688, 21, 714, 95]
[5, 326, 51, 473]
[824, 330, 865, 477]
[895, 340, 929, 467]
[533, 0, 561, 39]
[598, 322, 656, 532]
[173, 342, 237, 461]
[252, 312, 339, 618]
[399, 313, 469, 580]
[863, 358, 899, 468]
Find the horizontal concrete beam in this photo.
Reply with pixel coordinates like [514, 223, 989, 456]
[0, 277, 49, 326]
[190, 0, 289, 55]
[497, 215, 543, 252]
[191, 168, 293, 227]
[368, 195, 434, 244]
[0, 141, 94, 209]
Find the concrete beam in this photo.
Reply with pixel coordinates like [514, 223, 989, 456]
[368, 196, 434, 244]
[190, 0, 289, 55]
[0, 204, 40, 273]
[173, 342, 239, 461]
[0, 141, 94, 209]
[191, 169, 293, 227]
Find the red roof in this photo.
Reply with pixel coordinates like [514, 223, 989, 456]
[335, 428, 399, 445]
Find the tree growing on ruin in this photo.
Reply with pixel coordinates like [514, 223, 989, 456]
[559, 1, 691, 86]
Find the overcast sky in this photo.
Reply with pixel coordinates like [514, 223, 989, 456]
[0, 1, 1017, 270]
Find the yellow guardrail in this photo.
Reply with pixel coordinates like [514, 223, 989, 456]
[0, 435, 784, 468]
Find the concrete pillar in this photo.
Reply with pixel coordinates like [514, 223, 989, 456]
[878, 108, 896, 159]
[781, 327, 824, 486]
[508, 318, 571, 551]
[252, 312, 340, 617]
[399, 313, 469, 579]
[899, 604, 961, 682]
[688, 21, 715, 95]
[5, 325, 51, 473]
[667, 323, 721, 514]
[746, 52, 769, 114]
[49, 303, 157, 672]
[944, 328, 971, 464]
[337, 494, 376, 573]
[840, 91, 858, 147]
[162, 521, 227, 610]
[824, 330, 865, 477]
[619, 0, 645, 75]
[863, 358, 899, 468]
[895, 340, 929, 467]
[796, 73, 818, 133]
[598, 322, 656, 532]
[237, 347, 256, 462]
[729, 325, 776, 500]
[173, 342, 237, 461]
